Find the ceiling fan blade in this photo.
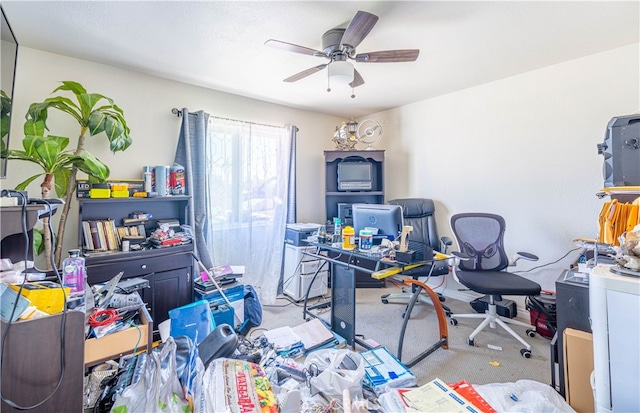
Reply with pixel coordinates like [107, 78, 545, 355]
[283, 64, 328, 82]
[355, 49, 420, 63]
[340, 11, 379, 49]
[265, 39, 327, 57]
[349, 69, 365, 88]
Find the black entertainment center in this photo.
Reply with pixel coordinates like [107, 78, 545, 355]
[324, 150, 385, 288]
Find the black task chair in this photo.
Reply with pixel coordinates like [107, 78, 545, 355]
[381, 198, 453, 316]
[449, 213, 541, 358]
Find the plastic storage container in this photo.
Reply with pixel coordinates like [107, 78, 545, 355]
[342, 225, 355, 250]
[62, 249, 86, 296]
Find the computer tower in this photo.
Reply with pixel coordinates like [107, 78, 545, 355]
[597, 114, 640, 187]
[282, 244, 328, 301]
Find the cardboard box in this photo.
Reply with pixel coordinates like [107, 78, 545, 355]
[84, 306, 153, 367]
[563, 328, 594, 413]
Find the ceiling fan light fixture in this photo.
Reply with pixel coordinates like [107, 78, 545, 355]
[328, 61, 354, 85]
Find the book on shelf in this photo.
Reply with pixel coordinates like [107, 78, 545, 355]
[122, 217, 149, 225]
[157, 218, 181, 228]
[115, 224, 146, 239]
[82, 219, 120, 251]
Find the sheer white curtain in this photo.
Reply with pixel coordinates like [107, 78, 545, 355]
[203, 117, 293, 304]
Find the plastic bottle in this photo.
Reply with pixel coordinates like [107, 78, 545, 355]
[333, 218, 342, 244]
[342, 225, 355, 250]
[359, 229, 373, 250]
[62, 249, 86, 296]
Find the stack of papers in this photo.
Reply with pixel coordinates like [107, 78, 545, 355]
[291, 318, 335, 351]
[401, 378, 482, 413]
[263, 326, 304, 355]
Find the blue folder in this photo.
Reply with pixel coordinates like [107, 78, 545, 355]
[168, 299, 215, 345]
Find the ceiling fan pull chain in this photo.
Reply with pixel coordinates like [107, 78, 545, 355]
[351, 87, 356, 99]
[327, 70, 331, 92]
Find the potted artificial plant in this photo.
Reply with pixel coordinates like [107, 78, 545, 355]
[9, 81, 131, 269]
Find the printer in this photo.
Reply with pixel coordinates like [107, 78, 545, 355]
[285, 223, 321, 246]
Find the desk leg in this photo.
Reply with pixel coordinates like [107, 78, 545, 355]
[331, 263, 357, 349]
[397, 279, 449, 368]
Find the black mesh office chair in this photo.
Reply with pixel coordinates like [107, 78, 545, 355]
[449, 213, 541, 358]
[381, 198, 452, 316]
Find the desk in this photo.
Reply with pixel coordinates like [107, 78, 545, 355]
[302, 241, 449, 366]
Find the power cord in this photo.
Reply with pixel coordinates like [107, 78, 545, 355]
[0, 195, 69, 410]
[512, 247, 582, 274]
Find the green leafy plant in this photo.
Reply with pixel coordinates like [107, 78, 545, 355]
[9, 81, 131, 268]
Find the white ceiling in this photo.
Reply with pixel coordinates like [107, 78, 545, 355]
[2, 1, 639, 118]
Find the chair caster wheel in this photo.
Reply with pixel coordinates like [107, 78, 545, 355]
[520, 349, 532, 358]
[445, 311, 452, 317]
[450, 318, 458, 326]
[526, 329, 536, 338]
[468, 338, 475, 346]
[381, 294, 389, 305]
[439, 295, 446, 302]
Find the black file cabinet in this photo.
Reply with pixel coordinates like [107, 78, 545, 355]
[554, 271, 591, 397]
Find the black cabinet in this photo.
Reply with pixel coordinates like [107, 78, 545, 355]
[78, 197, 194, 332]
[324, 150, 384, 224]
[85, 245, 194, 330]
[555, 271, 591, 397]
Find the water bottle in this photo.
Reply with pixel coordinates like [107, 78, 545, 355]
[62, 249, 86, 296]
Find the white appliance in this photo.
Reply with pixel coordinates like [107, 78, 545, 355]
[590, 264, 640, 413]
[282, 244, 328, 301]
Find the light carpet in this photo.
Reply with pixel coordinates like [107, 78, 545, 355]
[257, 285, 553, 388]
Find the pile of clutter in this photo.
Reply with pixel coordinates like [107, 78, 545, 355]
[616, 224, 640, 271]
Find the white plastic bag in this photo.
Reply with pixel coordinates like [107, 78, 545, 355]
[111, 337, 190, 413]
[304, 349, 365, 400]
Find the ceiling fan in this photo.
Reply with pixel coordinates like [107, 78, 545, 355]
[265, 10, 419, 96]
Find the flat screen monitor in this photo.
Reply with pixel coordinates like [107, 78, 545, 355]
[337, 161, 372, 191]
[352, 203, 404, 239]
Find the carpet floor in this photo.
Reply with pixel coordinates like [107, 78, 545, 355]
[257, 285, 553, 388]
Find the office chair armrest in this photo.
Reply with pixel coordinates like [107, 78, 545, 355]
[440, 236, 453, 253]
[510, 251, 539, 266]
[450, 251, 470, 261]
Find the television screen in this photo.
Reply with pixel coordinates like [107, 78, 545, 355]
[352, 203, 404, 238]
[337, 161, 372, 191]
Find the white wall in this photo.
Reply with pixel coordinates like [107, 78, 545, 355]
[3, 43, 639, 297]
[371, 43, 639, 300]
[2, 47, 343, 263]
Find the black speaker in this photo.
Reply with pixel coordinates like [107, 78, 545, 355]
[597, 114, 640, 187]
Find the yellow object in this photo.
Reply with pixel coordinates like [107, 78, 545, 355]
[341, 225, 355, 250]
[110, 190, 129, 198]
[133, 192, 147, 197]
[110, 183, 129, 191]
[9, 282, 70, 314]
[89, 188, 111, 198]
[489, 361, 500, 367]
[598, 196, 640, 245]
[372, 263, 425, 279]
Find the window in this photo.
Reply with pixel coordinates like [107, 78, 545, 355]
[203, 116, 293, 304]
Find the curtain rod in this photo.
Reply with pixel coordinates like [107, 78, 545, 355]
[172, 108, 286, 129]
[171, 108, 198, 118]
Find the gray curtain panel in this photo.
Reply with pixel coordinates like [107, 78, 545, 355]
[174, 108, 214, 270]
